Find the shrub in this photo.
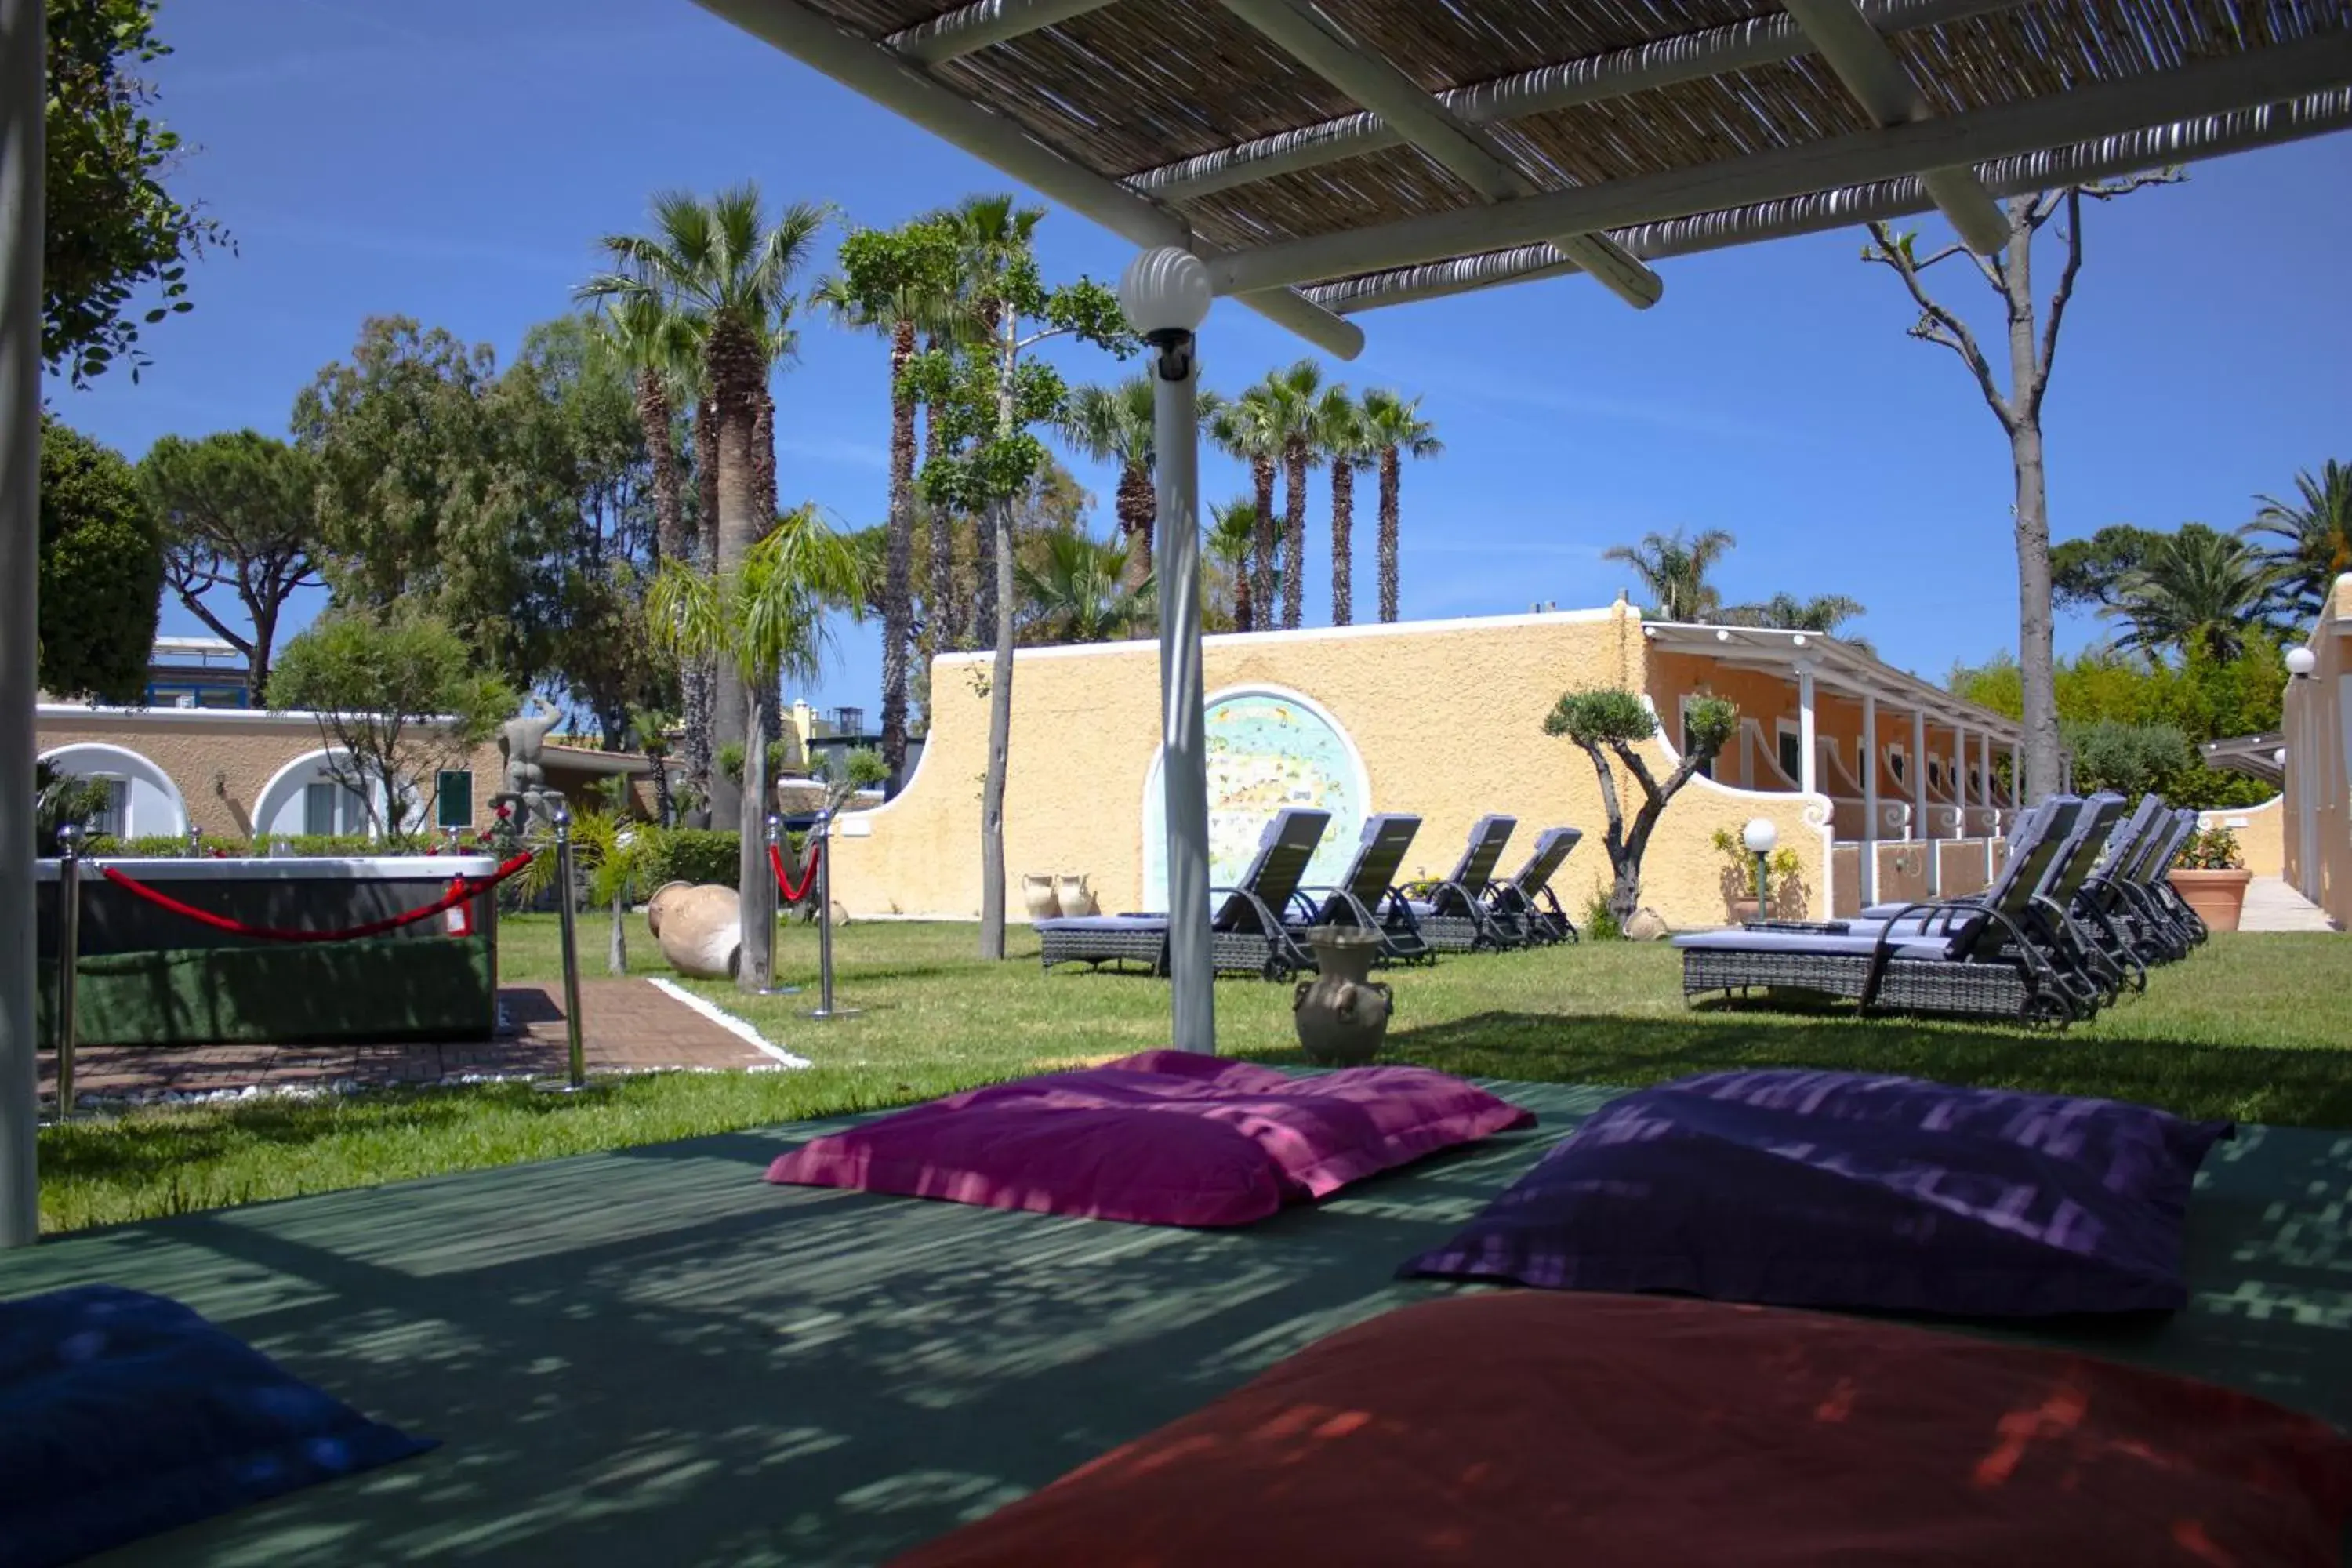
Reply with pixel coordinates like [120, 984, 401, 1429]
[2175, 826, 2245, 871]
[2063, 719, 2193, 800]
[1580, 884, 1622, 942]
[639, 828, 743, 891]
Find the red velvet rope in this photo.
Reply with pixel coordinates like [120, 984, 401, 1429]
[769, 840, 819, 903]
[99, 851, 536, 944]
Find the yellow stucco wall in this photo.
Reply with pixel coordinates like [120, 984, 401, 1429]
[2199, 797, 2285, 880]
[829, 604, 1837, 931]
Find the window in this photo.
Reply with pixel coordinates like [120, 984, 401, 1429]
[85, 777, 125, 838]
[1777, 727, 1803, 785]
[1889, 748, 1906, 783]
[303, 779, 366, 836]
[1679, 699, 1713, 779]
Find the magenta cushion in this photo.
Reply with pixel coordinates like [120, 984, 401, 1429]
[764, 1050, 1534, 1228]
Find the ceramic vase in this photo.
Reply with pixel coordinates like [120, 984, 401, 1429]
[1291, 926, 1393, 1066]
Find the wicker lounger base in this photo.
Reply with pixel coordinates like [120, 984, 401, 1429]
[1414, 915, 1490, 953]
[1038, 924, 1306, 980]
[1682, 947, 2050, 1022]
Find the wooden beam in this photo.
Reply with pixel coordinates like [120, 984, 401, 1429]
[887, 0, 1118, 65]
[1216, 0, 1660, 308]
[1209, 33, 2352, 294]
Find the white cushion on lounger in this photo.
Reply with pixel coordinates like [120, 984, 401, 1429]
[1036, 915, 1169, 933]
[1672, 928, 1962, 961]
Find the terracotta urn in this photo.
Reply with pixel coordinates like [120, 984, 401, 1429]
[2168, 868, 2252, 934]
[644, 880, 694, 938]
[652, 884, 741, 978]
[1292, 926, 1393, 1067]
[1022, 873, 1061, 921]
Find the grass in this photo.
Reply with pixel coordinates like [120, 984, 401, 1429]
[32, 916, 2352, 1235]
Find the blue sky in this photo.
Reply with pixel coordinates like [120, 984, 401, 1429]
[46, 0, 2352, 715]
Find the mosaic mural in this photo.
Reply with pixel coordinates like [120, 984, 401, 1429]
[1144, 690, 1366, 908]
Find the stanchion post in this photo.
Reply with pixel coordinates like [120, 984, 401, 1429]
[553, 805, 586, 1089]
[756, 814, 801, 996]
[53, 824, 81, 1120]
[804, 806, 858, 1021]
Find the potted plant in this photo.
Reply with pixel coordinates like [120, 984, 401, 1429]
[1711, 826, 1800, 924]
[2169, 825, 2251, 933]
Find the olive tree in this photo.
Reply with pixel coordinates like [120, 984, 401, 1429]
[1544, 688, 1737, 925]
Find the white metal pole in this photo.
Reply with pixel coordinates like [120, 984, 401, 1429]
[1795, 664, 1818, 797]
[1153, 333, 1214, 1053]
[2, 0, 44, 1249]
[1860, 691, 1878, 905]
[1913, 708, 1934, 895]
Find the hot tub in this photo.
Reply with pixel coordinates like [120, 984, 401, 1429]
[35, 856, 503, 1047]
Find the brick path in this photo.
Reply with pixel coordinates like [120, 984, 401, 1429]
[42, 979, 777, 1104]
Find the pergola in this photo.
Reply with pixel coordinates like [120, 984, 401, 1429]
[4, 2, 2350, 1243]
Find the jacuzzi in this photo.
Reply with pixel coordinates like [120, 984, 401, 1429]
[35, 855, 503, 1047]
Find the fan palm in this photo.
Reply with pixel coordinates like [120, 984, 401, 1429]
[1016, 532, 1155, 644]
[1312, 386, 1367, 626]
[2102, 523, 2281, 663]
[648, 504, 866, 989]
[1055, 376, 1159, 588]
[1357, 389, 1442, 623]
[1208, 498, 1262, 633]
[579, 184, 829, 825]
[1603, 528, 1737, 622]
[1719, 591, 1867, 635]
[1206, 388, 1283, 628]
[2243, 459, 2352, 622]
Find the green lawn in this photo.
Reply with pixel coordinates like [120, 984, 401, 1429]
[33, 916, 2352, 1234]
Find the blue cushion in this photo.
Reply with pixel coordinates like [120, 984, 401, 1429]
[0, 1284, 434, 1568]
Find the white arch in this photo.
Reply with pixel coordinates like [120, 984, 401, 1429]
[252, 747, 386, 840]
[1141, 682, 1374, 909]
[37, 742, 189, 839]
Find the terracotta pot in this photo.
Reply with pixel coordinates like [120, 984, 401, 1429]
[2168, 868, 2251, 934]
[644, 880, 694, 938]
[1292, 926, 1393, 1066]
[1021, 873, 1061, 921]
[1730, 897, 1762, 926]
[1054, 873, 1097, 917]
[655, 884, 741, 978]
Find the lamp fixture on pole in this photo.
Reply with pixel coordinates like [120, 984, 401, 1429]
[1743, 818, 1778, 921]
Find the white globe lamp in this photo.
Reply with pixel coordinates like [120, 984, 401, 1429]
[1119, 248, 1210, 378]
[1741, 818, 1777, 921]
[2285, 646, 2317, 678]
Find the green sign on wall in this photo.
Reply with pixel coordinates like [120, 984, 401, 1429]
[435, 770, 474, 829]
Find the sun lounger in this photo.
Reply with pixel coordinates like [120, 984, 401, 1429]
[1037, 808, 1332, 980]
[1488, 827, 1582, 946]
[1297, 812, 1433, 964]
[1406, 815, 1519, 953]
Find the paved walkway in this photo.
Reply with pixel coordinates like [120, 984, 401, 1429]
[2239, 876, 2339, 933]
[43, 979, 779, 1105]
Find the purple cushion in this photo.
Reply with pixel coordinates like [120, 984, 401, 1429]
[766, 1050, 1534, 1228]
[1401, 1069, 2233, 1316]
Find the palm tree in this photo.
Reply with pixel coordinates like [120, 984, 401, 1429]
[813, 223, 961, 791]
[1206, 387, 1282, 628]
[1258, 359, 1325, 629]
[1312, 386, 1367, 626]
[1055, 376, 1158, 587]
[1016, 532, 1155, 644]
[1357, 389, 1441, 623]
[1603, 528, 1737, 622]
[2103, 523, 2280, 663]
[2244, 459, 2352, 622]
[648, 506, 866, 989]
[580, 183, 829, 827]
[1719, 591, 1867, 635]
[1208, 498, 1261, 632]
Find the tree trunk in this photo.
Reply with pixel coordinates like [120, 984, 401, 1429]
[687, 394, 724, 822]
[640, 368, 685, 566]
[1330, 460, 1354, 626]
[1377, 448, 1401, 623]
[648, 752, 675, 826]
[923, 339, 960, 646]
[979, 499, 1014, 960]
[972, 504, 998, 648]
[2001, 224, 2063, 803]
[1116, 460, 1154, 587]
[608, 888, 628, 977]
[1250, 456, 1276, 629]
[1283, 441, 1307, 630]
[1233, 557, 1255, 633]
[881, 320, 917, 791]
[736, 670, 776, 989]
[1578, 738, 1637, 924]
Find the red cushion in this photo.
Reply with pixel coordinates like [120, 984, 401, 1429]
[890, 1292, 2352, 1567]
[764, 1051, 1532, 1228]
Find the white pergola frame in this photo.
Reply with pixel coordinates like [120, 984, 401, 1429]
[5, 0, 2349, 1243]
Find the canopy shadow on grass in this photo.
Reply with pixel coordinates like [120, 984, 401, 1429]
[3, 1080, 2347, 1566]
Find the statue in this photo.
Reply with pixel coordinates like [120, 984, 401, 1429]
[500, 695, 563, 797]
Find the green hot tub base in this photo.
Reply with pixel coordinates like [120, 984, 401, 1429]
[37, 935, 498, 1048]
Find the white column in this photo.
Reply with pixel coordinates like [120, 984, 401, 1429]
[2009, 741, 2022, 814]
[1976, 731, 1994, 875]
[1860, 691, 1879, 905]
[1795, 662, 1817, 797]
[1913, 708, 1934, 894]
[2, 0, 42, 1247]
[1149, 314, 1214, 1053]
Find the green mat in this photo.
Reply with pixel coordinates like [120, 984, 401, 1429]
[2, 1081, 2347, 1566]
